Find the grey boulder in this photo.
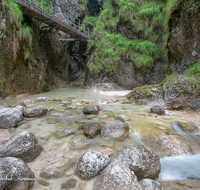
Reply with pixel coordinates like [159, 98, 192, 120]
[24, 107, 48, 117]
[76, 150, 110, 179]
[150, 105, 165, 115]
[0, 130, 42, 162]
[0, 157, 35, 190]
[0, 106, 24, 129]
[101, 122, 129, 141]
[82, 105, 100, 114]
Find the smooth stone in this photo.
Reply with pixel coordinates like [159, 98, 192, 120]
[61, 179, 76, 189]
[69, 135, 87, 149]
[101, 122, 129, 141]
[115, 113, 130, 121]
[24, 107, 48, 117]
[22, 99, 38, 108]
[150, 105, 165, 115]
[82, 105, 100, 114]
[54, 128, 75, 139]
[66, 105, 77, 110]
[86, 114, 97, 119]
[0, 130, 42, 162]
[37, 178, 50, 186]
[46, 118, 59, 124]
[76, 150, 110, 179]
[83, 123, 102, 139]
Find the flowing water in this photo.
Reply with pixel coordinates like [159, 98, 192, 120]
[1, 84, 200, 190]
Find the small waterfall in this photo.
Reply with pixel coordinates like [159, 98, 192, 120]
[159, 154, 200, 180]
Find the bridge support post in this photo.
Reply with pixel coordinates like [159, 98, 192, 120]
[41, 0, 43, 10]
[79, 20, 80, 31]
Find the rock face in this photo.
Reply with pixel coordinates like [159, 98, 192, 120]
[54, 128, 75, 139]
[140, 179, 163, 190]
[0, 106, 24, 128]
[82, 105, 100, 114]
[150, 105, 165, 115]
[22, 99, 38, 108]
[94, 145, 161, 190]
[0, 130, 42, 162]
[94, 162, 144, 190]
[83, 122, 102, 139]
[0, 157, 35, 190]
[101, 122, 129, 141]
[24, 107, 48, 117]
[76, 150, 110, 179]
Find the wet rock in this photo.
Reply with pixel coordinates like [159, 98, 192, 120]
[63, 112, 73, 117]
[150, 105, 165, 115]
[0, 129, 13, 145]
[76, 150, 110, 179]
[54, 128, 75, 139]
[0, 130, 42, 162]
[82, 105, 100, 114]
[1, 103, 11, 108]
[51, 112, 63, 116]
[69, 135, 87, 149]
[86, 114, 97, 119]
[46, 117, 59, 124]
[0, 106, 24, 129]
[93, 146, 116, 157]
[0, 157, 35, 190]
[35, 97, 50, 102]
[94, 162, 144, 190]
[17, 123, 31, 129]
[65, 105, 77, 110]
[101, 122, 129, 141]
[177, 122, 200, 133]
[40, 156, 71, 179]
[37, 178, 49, 186]
[140, 179, 163, 190]
[115, 113, 130, 121]
[24, 107, 48, 117]
[61, 179, 76, 189]
[22, 99, 38, 108]
[112, 145, 161, 180]
[83, 123, 102, 139]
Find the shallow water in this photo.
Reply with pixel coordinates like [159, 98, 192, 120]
[1, 84, 200, 189]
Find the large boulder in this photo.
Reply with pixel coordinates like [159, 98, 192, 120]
[0, 106, 24, 129]
[140, 179, 163, 190]
[76, 150, 110, 179]
[0, 157, 35, 190]
[82, 105, 100, 114]
[101, 122, 129, 141]
[83, 123, 102, 139]
[93, 162, 144, 190]
[111, 145, 161, 180]
[24, 107, 48, 117]
[150, 105, 165, 115]
[54, 128, 75, 139]
[0, 130, 42, 162]
[22, 99, 38, 108]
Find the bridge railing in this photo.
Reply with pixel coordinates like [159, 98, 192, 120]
[21, 0, 92, 38]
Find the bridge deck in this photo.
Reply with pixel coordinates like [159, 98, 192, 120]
[15, 0, 91, 41]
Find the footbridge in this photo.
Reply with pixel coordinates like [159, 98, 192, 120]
[15, 0, 92, 52]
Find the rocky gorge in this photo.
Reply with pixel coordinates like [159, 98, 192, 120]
[0, 0, 200, 189]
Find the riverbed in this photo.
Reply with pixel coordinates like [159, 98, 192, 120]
[1, 84, 200, 190]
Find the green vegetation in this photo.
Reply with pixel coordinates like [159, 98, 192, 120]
[78, 0, 88, 14]
[86, 0, 167, 72]
[185, 60, 200, 78]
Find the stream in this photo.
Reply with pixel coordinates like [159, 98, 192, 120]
[1, 84, 200, 190]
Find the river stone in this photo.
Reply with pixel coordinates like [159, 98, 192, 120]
[93, 162, 144, 190]
[24, 107, 48, 117]
[101, 122, 129, 141]
[46, 117, 59, 124]
[0, 106, 24, 129]
[65, 105, 77, 110]
[83, 123, 102, 139]
[22, 99, 38, 108]
[140, 179, 163, 190]
[17, 123, 31, 129]
[150, 105, 165, 115]
[35, 97, 50, 102]
[0, 157, 35, 190]
[115, 113, 130, 121]
[40, 156, 71, 179]
[76, 150, 110, 179]
[69, 135, 87, 149]
[61, 179, 76, 189]
[111, 145, 161, 180]
[54, 128, 75, 139]
[82, 105, 100, 114]
[0, 130, 42, 162]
